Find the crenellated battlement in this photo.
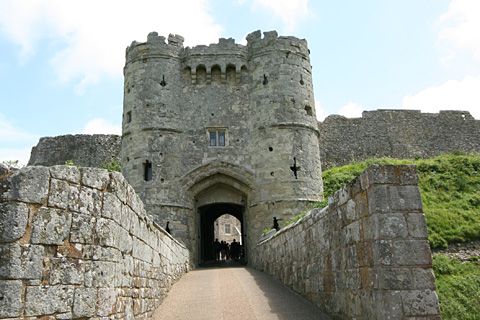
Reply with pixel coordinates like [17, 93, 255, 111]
[125, 32, 184, 64]
[246, 30, 310, 60]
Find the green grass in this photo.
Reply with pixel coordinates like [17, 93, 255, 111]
[433, 254, 480, 320]
[322, 153, 480, 249]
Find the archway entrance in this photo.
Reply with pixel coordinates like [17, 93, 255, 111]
[198, 203, 245, 264]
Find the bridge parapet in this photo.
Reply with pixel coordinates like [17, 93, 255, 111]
[252, 164, 441, 319]
[0, 165, 189, 319]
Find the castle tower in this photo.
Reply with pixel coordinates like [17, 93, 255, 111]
[121, 30, 323, 265]
[245, 31, 323, 252]
[122, 32, 191, 239]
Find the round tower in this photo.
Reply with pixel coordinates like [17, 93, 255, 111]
[246, 30, 323, 249]
[121, 32, 189, 227]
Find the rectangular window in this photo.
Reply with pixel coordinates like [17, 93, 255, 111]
[209, 131, 217, 146]
[218, 130, 225, 146]
[207, 128, 227, 147]
[224, 223, 231, 234]
[126, 111, 132, 123]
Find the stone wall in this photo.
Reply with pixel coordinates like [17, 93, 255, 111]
[28, 134, 121, 168]
[251, 164, 441, 319]
[319, 109, 480, 169]
[0, 165, 189, 319]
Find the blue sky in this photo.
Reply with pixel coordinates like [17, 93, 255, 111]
[1, 0, 479, 164]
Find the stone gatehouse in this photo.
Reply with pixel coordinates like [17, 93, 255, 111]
[120, 30, 322, 265]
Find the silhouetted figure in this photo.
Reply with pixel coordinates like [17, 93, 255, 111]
[231, 239, 240, 260]
[165, 221, 171, 234]
[214, 238, 221, 261]
[273, 217, 282, 231]
[290, 157, 300, 179]
[220, 241, 228, 260]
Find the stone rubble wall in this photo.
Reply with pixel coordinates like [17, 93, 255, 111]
[251, 165, 441, 319]
[28, 134, 121, 168]
[319, 109, 480, 169]
[0, 165, 189, 319]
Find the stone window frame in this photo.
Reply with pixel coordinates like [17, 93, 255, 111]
[207, 127, 227, 147]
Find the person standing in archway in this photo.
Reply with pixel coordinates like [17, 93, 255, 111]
[214, 238, 221, 261]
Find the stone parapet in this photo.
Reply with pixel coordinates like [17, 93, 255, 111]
[251, 164, 441, 319]
[0, 165, 189, 319]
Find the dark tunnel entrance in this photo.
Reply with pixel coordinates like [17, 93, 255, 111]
[198, 203, 245, 265]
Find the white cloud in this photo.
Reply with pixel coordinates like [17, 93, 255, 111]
[251, 0, 311, 32]
[0, 114, 37, 143]
[337, 101, 363, 118]
[402, 76, 480, 119]
[0, 114, 39, 165]
[0, 0, 222, 91]
[438, 0, 480, 64]
[82, 118, 121, 135]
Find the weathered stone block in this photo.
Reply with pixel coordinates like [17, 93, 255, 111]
[373, 240, 393, 266]
[50, 257, 84, 285]
[102, 192, 122, 220]
[81, 167, 110, 190]
[0, 280, 23, 317]
[2, 166, 49, 204]
[83, 245, 122, 262]
[389, 186, 423, 212]
[50, 165, 81, 184]
[108, 172, 128, 204]
[365, 164, 418, 186]
[25, 285, 74, 316]
[91, 261, 117, 287]
[0, 202, 28, 242]
[378, 213, 408, 239]
[377, 267, 413, 290]
[78, 186, 102, 215]
[0, 243, 44, 279]
[406, 212, 428, 238]
[73, 287, 97, 317]
[374, 290, 403, 320]
[393, 240, 432, 266]
[412, 268, 436, 290]
[97, 288, 118, 316]
[31, 207, 72, 245]
[402, 289, 440, 316]
[344, 221, 361, 245]
[367, 185, 391, 214]
[70, 213, 96, 244]
[48, 179, 80, 210]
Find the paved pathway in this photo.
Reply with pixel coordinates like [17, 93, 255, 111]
[152, 266, 330, 320]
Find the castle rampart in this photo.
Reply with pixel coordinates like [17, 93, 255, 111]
[28, 134, 120, 168]
[319, 109, 480, 169]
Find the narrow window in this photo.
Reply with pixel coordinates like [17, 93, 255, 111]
[218, 130, 225, 146]
[224, 223, 231, 234]
[143, 160, 152, 181]
[305, 105, 313, 116]
[209, 131, 217, 146]
[126, 111, 132, 123]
